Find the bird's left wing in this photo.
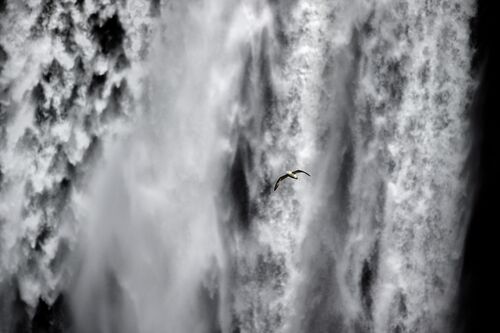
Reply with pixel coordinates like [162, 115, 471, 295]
[293, 169, 311, 176]
[274, 175, 288, 191]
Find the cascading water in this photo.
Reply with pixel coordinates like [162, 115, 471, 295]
[0, 0, 480, 332]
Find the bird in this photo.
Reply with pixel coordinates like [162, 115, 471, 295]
[273, 169, 311, 191]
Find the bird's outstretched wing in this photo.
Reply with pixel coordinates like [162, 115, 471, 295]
[274, 174, 289, 191]
[293, 169, 311, 176]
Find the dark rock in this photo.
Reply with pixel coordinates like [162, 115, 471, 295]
[74, 56, 85, 78]
[90, 13, 125, 56]
[76, 0, 84, 11]
[0, 102, 9, 125]
[31, 295, 72, 333]
[114, 53, 130, 71]
[150, 0, 161, 16]
[229, 138, 251, 229]
[34, 224, 51, 252]
[43, 59, 64, 84]
[88, 72, 107, 97]
[0, 0, 6, 13]
[0, 282, 71, 333]
[0, 44, 7, 74]
[35, 103, 58, 126]
[360, 242, 379, 316]
[102, 80, 127, 123]
[32, 83, 46, 106]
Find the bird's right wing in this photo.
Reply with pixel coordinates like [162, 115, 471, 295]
[274, 175, 288, 191]
[293, 169, 311, 176]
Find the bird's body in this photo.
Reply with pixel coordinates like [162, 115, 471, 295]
[274, 169, 311, 191]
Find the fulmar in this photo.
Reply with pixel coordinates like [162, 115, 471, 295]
[273, 170, 311, 191]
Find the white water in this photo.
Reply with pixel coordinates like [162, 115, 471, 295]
[0, 0, 477, 332]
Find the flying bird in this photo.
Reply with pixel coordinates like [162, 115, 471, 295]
[274, 169, 311, 191]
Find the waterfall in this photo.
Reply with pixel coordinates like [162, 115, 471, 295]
[0, 0, 478, 332]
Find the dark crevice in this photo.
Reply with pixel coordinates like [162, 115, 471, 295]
[43, 59, 64, 84]
[0, 0, 6, 13]
[360, 261, 373, 311]
[75, 0, 84, 11]
[398, 293, 407, 318]
[0, 283, 71, 333]
[393, 324, 404, 333]
[0, 127, 5, 149]
[360, 242, 379, 317]
[150, 0, 161, 16]
[114, 53, 130, 72]
[56, 177, 72, 212]
[88, 72, 107, 97]
[0, 44, 7, 74]
[89, 13, 125, 56]
[0, 165, 3, 190]
[385, 58, 407, 106]
[0, 102, 9, 126]
[361, 10, 376, 37]
[229, 138, 251, 230]
[24, 176, 70, 221]
[74, 56, 85, 78]
[34, 224, 51, 252]
[32, 83, 46, 106]
[102, 80, 127, 123]
[31, 295, 72, 333]
[272, 12, 288, 48]
[10, 285, 32, 333]
[35, 103, 58, 126]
